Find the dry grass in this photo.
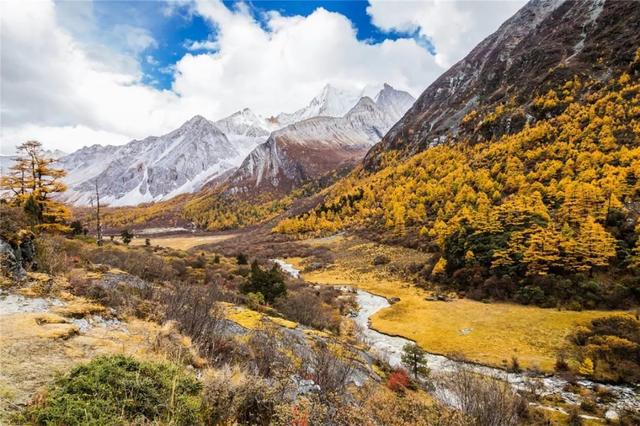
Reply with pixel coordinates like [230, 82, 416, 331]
[130, 234, 238, 250]
[0, 295, 164, 421]
[223, 304, 297, 330]
[52, 299, 106, 318]
[293, 236, 634, 372]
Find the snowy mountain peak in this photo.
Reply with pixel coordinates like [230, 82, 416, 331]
[373, 84, 415, 121]
[184, 114, 211, 126]
[57, 81, 415, 207]
[214, 108, 271, 140]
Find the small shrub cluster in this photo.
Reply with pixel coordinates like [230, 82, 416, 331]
[240, 261, 286, 303]
[275, 286, 341, 332]
[568, 315, 640, 384]
[21, 355, 203, 425]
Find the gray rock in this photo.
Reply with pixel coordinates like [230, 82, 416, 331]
[0, 238, 26, 280]
[305, 262, 324, 271]
[604, 410, 619, 421]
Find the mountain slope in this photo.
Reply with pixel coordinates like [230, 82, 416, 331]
[60, 116, 245, 206]
[227, 85, 415, 196]
[364, 0, 640, 169]
[274, 0, 640, 309]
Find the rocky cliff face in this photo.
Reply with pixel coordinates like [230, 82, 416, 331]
[227, 85, 415, 196]
[364, 0, 640, 169]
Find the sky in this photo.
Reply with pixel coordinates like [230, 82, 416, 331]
[0, 0, 526, 155]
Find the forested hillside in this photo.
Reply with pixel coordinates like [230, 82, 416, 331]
[275, 57, 640, 308]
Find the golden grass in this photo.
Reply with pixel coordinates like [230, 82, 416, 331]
[223, 305, 297, 330]
[292, 236, 634, 372]
[53, 299, 106, 318]
[0, 310, 163, 420]
[129, 234, 237, 250]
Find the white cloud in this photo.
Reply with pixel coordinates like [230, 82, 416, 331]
[185, 39, 219, 51]
[172, 2, 440, 119]
[1, 0, 523, 155]
[367, 0, 527, 68]
[115, 24, 158, 54]
[146, 55, 159, 66]
[0, 0, 182, 154]
[2, 125, 130, 155]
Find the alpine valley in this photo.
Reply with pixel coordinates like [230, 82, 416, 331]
[2, 0, 640, 425]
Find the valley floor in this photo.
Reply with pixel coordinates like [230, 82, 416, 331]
[288, 235, 635, 372]
[176, 230, 635, 373]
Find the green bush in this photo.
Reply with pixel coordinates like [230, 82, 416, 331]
[21, 355, 203, 425]
[240, 261, 286, 303]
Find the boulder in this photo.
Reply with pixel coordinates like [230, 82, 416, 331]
[604, 410, 619, 421]
[305, 262, 324, 271]
[0, 238, 26, 280]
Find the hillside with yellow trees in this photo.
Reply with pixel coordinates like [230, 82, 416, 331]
[275, 59, 640, 309]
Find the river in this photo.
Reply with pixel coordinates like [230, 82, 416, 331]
[273, 259, 640, 415]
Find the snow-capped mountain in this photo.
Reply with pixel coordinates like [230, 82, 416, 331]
[227, 84, 415, 195]
[364, 0, 640, 170]
[57, 82, 414, 206]
[60, 115, 247, 206]
[213, 108, 271, 153]
[271, 84, 387, 128]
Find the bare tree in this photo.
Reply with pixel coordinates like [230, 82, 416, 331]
[95, 179, 102, 245]
[436, 366, 526, 426]
[309, 341, 354, 400]
[162, 285, 227, 362]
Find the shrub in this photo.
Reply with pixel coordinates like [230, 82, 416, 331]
[236, 253, 248, 265]
[162, 285, 229, 364]
[508, 356, 521, 373]
[202, 366, 287, 425]
[21, 355, 202, 425]
[69, 220, 84, 236]
[436, 366, 526, 426]
[34, 235, 73, 275]
[308, 341, 354, 399]
[386, 369, 410, 393]
[241, 261, 286, 303]
[120, 229, 134, 245]
[275, 288, 340, 332]
[568, 316, 640, 384]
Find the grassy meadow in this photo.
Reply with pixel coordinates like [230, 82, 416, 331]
[289, 236, 635, 372]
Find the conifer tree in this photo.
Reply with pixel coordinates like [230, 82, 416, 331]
[574, 216, 616, 274]
[401, 343, 429, 380]
[0, 141, 70, 232]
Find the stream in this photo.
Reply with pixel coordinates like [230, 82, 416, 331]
[273, 259, 640, 414]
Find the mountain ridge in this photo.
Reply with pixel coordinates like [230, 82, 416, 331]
[58, 82, 415, 206]
[364, 0, 640, 170]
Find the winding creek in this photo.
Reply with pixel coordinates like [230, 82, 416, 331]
[273, 259, 640, 414]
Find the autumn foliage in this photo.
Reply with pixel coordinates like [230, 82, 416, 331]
[275, 68, 640, 308]
[386, 369, 410, 393]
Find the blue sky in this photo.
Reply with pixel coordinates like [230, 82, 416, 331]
[84, 0, 435, 90]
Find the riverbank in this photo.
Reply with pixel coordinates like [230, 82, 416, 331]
[283, 235, 635, 373]
[275, 258, 640, 418]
